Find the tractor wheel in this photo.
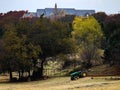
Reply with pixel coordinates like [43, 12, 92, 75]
[73, 75, 79, 80]
[81, 72, 87, 77]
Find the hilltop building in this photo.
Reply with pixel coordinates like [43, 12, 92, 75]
[22, 4, 95, 19]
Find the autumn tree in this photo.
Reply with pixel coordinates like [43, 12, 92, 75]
[72, 16, 104, 68]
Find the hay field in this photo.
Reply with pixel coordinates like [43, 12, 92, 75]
[0, 76, 120, 90]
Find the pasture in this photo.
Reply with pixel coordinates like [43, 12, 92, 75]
[0, 76, 120, 90]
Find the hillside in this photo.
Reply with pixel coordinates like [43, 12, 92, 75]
[88, 64, 120, 76]
[0, 64, 120, 90]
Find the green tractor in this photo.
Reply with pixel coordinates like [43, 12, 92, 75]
[70, 71, 87, 80]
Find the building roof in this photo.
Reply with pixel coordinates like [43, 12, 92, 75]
[22, 12, 37, 18]
[37, 8, 95, 17]
[75, 10, 95, 16]
[37, 9, 45, 17]
[23, 4, 95, 18]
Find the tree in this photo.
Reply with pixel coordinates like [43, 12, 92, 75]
[72, 16, 104, 68]
[29, 18, 76, 78]
[0, 14, 76, 80]
[103, 14, 120, 65]
[2, 22, 41, 80]
[92, 12, 107, 28]
[14, 19, 41, 79]
[2, 24, 21, 80]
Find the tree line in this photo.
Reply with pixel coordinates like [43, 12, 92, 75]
[0, 11, 119, 81]
[93, 12, 120, 65]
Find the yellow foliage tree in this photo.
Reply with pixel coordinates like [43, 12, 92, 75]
[72, 16, 104, 68]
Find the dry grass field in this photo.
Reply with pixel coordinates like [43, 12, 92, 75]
[0, 76, 120, 90]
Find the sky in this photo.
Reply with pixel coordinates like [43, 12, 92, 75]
[0, 0, 120, 14]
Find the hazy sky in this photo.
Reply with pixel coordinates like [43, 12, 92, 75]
[0, 0, 120, 14]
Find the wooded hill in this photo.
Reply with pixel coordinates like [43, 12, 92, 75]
[0, 11, 119, 81]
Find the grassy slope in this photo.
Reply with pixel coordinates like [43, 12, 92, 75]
[88, 64, 120, 76]
[0, 64, 120, 90]
[0, 77, 120, 90]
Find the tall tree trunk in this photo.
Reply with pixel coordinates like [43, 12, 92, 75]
[32, 58, 45, 80]
[18, 71, 21, 78]
[39, 59, 45, 78]
[9, 68, 13, 81]
[28, 69, 30, 77]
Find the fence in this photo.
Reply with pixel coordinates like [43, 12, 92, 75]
[43, 69, 70, 77]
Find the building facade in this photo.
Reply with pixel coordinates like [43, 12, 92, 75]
[22, 4, 95, 19]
